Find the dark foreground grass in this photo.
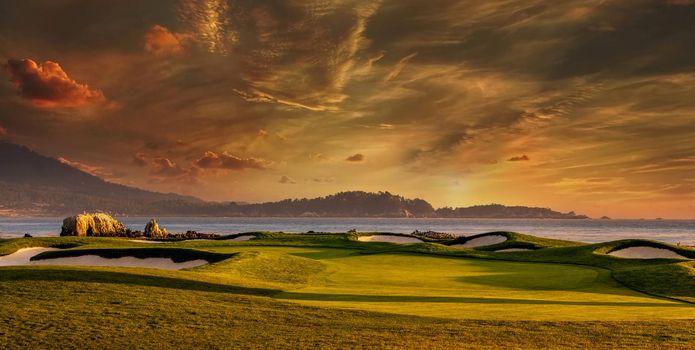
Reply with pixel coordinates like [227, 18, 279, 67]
[1, 272, 693, 349]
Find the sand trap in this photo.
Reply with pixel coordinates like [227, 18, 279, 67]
[452, 235, 507, 248]
[608, 246, 690, 260]
[357, 235, 423, 244]
[128, 240, 167, 244]
[232, 235, 255, 241]
[0, 247, 59, 266]
[0, 247, 207, 270]
[495, 248, 533, 252]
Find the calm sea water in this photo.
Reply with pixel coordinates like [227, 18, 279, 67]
[1, 217, 694, 244]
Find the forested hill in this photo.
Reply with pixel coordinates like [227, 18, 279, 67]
[0, 141, 204, 216]
[228, 191, 435, 217]
[0, 141, 588, 218]
[224, 192, 587, 219]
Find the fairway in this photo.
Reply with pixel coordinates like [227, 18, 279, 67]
[189, 245, 695, 321]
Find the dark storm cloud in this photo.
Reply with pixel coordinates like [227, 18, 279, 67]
[0, 0, 177, 54]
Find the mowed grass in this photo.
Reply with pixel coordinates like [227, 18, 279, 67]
[1, 234, 695, 348]
[188, 246, 695, 321]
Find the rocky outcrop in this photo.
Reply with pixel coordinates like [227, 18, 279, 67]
[144, 218, 168, 238]
[167, 230, 219, 239]
[412, 230, 456, 240]
[61, 213, 127, 237]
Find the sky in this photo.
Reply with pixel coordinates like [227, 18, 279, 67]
[1, 0, 695, 219]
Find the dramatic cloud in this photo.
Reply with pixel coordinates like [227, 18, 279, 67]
[57, 157, 114, 179]
[384, 53, 417, 82]
[278, 175, 296, 184]
[508, 155, 530, 162]
[4, 58, 106, 108]
[132, 153, 149, 167]
[195, 151, 269, 170]
[144, 25, 193, 56]
[2, 0, 695, 217]
[180, 0, 382, 111]
[346, 153, 365, 162]
[149, 157, 190, 177]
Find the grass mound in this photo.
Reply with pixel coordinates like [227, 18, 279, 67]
[195, 251, 327, 287]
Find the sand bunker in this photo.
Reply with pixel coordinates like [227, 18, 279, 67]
[232, 235, 255, 241]
[128, 240, 167, 244]
[452, 235, 507, 248]
[0, 247, 207, 270]
[608, 246, 690, 260]
[357, 235, 423, 244]
[495, 248, 533, 252]
[0, 247, 59, 266]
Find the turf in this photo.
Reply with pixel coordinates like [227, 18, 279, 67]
[1, 232, 694, 348]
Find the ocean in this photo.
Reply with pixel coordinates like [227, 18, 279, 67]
[1, 217, 694, 245]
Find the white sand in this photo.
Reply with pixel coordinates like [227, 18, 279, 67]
[495, 248, 533, 252]
[357, 235, 423, 244]
[232, 235, 255, 241]
[0, 247, 59, 266]
[451, 235, 507, 248]
[0, 247, 207, 270]
[608, 246, 690, 260]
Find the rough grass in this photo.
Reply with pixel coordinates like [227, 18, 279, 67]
[1, 268, 694, 349]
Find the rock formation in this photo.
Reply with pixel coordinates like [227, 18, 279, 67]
[60, 213, 127, 237]
[144, 218, 168, 238]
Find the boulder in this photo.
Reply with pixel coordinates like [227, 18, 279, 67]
[61, 213, 127, 237]
[144, 218, 168, 238]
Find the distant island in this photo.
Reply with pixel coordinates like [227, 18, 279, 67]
[0, 141, 588, 219]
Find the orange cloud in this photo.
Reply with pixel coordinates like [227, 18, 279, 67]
[0, 125, 7, 137]
[4, 58, 106, 108]
[149, 157, 189, 177]
[144, 25, 193, 56]
[57, 157, 113, 179]
[132, 153, 149, 167]
[508, 155, 530, 162]
[346, 153, 365, 162]
[278, 175, 296, 184]
[195, 151, 269, 170]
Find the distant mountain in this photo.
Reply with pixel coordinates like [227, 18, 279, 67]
[0, 141, 204, 216]
[435, 204, 588, 219]
[223, 192, 587, 218]
[228, 191, 435, 218]
[0, 142, 588, 218]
